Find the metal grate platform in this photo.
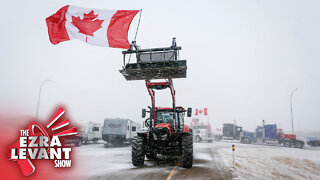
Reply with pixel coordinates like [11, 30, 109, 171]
[120, 60, 186, 80]
[119, 38, 187, 81]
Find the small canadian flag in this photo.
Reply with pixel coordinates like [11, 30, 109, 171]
[195, 108, 208, 116]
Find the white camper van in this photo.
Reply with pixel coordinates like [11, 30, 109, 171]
[102, 118, 140, 145]
[81, 122, 102, 144]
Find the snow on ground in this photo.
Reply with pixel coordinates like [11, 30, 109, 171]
[69, 144, 181, 180]
[218, 142, 320, 180]
[66, 142, 235, 180]
[59, 141, 320, 180]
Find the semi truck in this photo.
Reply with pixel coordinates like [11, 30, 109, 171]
[102, 118, 140, 146]
[191, 123, 213, 143]
[240, 121, 304, 148]
[222, 123, 242, 140]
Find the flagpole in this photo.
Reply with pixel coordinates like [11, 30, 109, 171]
[128, 9, 142, 64]
[134, 9, 142, 42]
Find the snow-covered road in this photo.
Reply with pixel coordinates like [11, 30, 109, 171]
[64, 142, 320, 180]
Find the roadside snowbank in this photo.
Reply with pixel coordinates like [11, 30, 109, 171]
[218, 143, 320, 179]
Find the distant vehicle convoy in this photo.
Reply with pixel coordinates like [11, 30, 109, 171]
[239, 121, 304, 148]
[102, 118, 140, 146]
[221, 121, 305, 148]
[64, 118, 313, 150]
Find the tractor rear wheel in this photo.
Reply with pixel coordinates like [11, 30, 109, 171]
[132, 136, 145, 167]
[181, 134, 193, 168]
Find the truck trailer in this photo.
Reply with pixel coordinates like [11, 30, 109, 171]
[222, 123, 242, 140]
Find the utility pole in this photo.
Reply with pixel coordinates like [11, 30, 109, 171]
[233, 119, 237, 139]
[36, 80, 56, 121]
[290, 88, 298, 134]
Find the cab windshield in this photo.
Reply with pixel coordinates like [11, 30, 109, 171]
[156, 111, 174, 124]
[156, 110, 184, 127]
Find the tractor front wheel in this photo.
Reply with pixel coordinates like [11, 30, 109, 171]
[132, 136, 145, 167]
[181, 135, 193, 168]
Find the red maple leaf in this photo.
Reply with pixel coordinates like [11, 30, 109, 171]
[71, 10, 104, 42]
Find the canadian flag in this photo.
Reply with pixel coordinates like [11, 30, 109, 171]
[46, 5, 139, 49]
[195, 108, 208, 116]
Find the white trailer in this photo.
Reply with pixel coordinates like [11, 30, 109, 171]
[80, 122, 102, 144]
[64, 122, 102, 146]
[102, 118, 141, 145]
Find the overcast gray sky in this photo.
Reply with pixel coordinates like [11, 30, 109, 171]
[1, 0, 319, 132]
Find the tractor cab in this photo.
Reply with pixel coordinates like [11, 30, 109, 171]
[155, 107, 191, 132]
[143, 106, 191, 133]
[155, 108, 175, 125]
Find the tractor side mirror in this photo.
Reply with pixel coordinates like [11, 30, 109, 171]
[142, 109, 146, 118]
[187, 108, 192, 117]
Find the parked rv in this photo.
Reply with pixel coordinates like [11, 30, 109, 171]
[81, 122, 102, 144]
[63, 122, 102, 146]
[102, 118, 140, 146]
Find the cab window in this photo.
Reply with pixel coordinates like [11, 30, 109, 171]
[156, 111, 174, 124]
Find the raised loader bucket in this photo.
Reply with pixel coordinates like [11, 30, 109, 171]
[120, 60, 186, 80]
[119, 38, 187, 81]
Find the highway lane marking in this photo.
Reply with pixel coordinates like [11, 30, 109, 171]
[166, 162, 179, 180]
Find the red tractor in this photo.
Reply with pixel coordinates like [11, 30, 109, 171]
[132, 80, 193, 168]
[120, 38, 193, 168]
